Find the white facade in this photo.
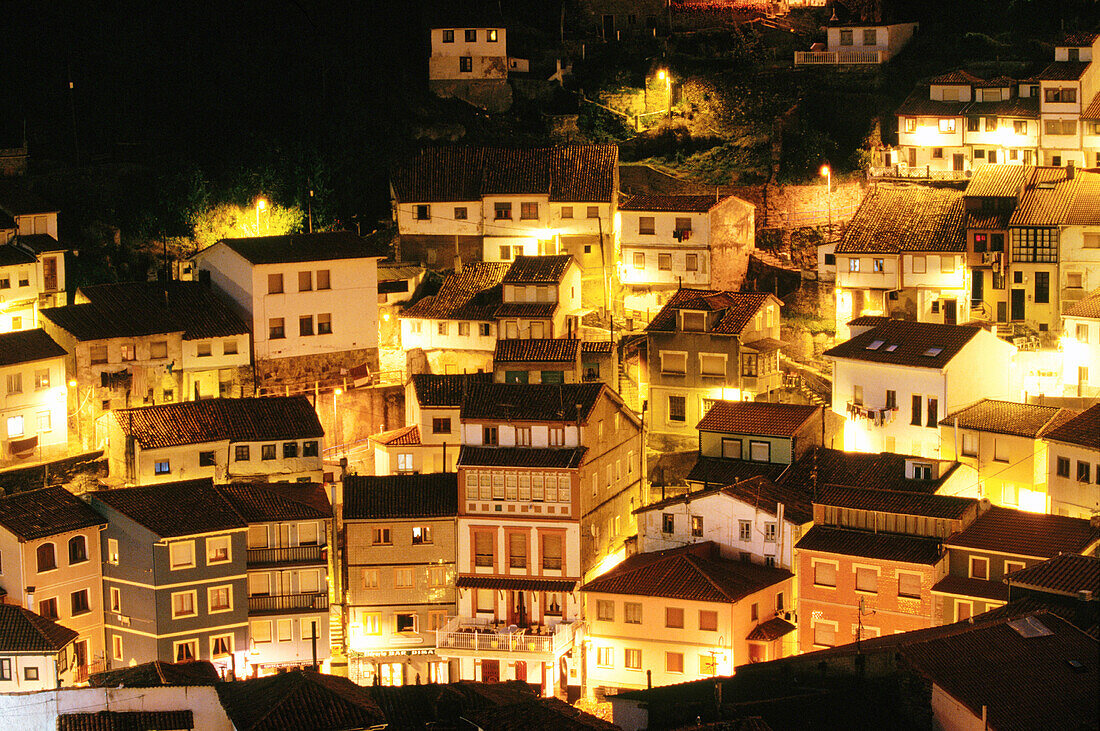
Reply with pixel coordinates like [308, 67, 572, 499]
[1044, 437, 1100, 518]
[0, 346, 68, 462]
[620, 209, 712, 289]
[396, 200, 613, 248]
[0, 250, 40, 333]
[429, 26, 508, 82]
[1062, 310, 1100, 398]
[0, 686, 233, 731]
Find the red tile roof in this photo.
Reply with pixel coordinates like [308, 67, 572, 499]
[1006, 553, 1100, 597]
[0, 485, 106, 540]
[1066, 171, 1100, 225]
[92, 479, 249, 538]
[938, 399, 1069, 438]
[895, 86, 967, 117]
[494, 338, 579, 363]
[1082, 91, 1100, 121]
[929, 69, 984, 85]
[390, 145, 618, 203]
[1038, 60, 1091, 80]
[113, 396, 324, 448]
[458, 445, 587, 468]
[779, 447, 953, 494]
[343, 473, 459, 520]
[687, 456, 787, 487]
[216, 482, 332, 523]
[494, 302, 558, 318]
[796, 525, 943, 565]
[836, 185, 966, 254]
[580, 542, 792, 602]
[88, 660, 221, 688]
[944, 506, 1100, 559]
[746, 616, 797, 642]
[964, 164, 1028, 199]
[1041, 403, 1100, 449]
[58, 712, 195, 731]
[931, 574, 1010, 603]
[1008, 166, 1082, 226]
[823, 320, 983, 369]
[620, 194, 728, 212]
[695, 401, 819, 438]
[815, 484, 976, 519]
[645, 288, 772, 334]
[0, 328, 67, 367]
[456, 576, 578, 592]
[638, 475, 813, 525]
[401, 261, 509, 320]
[370, 424, 422, 446]
[501, 254, 574, 283]
[216, 670, 387, 731]
[0, 603, 78, 652]
[411, 372, 492, 407]
[460, 382, 604, 422]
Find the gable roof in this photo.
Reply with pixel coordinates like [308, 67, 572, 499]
[964, 164, 1028, 199]
[938, 399, 1070, 438]
[1038, 60, 1091, 80]
[370, 424, 421, 446]
[58, 711, 195, 731]
[460, 382, 604, 421]
[619, 194, 729, 212]
[944, 506, 1100, 559]
[92, 479, 248, 538]
[0, 241, 38, 266]
[581, 542, 791, 603]
[461, 697, 620, 730]
[779, 447, 953, 494]
[494, 338, 579, 363]
[895, 85, 967, 117]
[645, 288, 772, 335]
[216, 483, 332, 523]
[686, 456, 788, 486]
[411, 372, 493, 407]
[0, 603, 78, 652]
[390, 145, 617, 203]
[836, 185, 966, 254]
[0, 485, 106, 541]
[1008, 166, 1082, 226]
[14, 233, 66, 254]
[899, 612, 1098, 731]
[458, 445, 588, 469]
[88, 660, 221, 688]
[638, 475, 813, 525]
[1041, 403, 1100, 449]
[1066, 288, 1100, 319]
[211, 230, 388, 265]
[796, 525, 943, 565]
[502, 254, 574, 283]
[0, 328, 67, 367]
[1066, 171, 1100, 225]
[343, 473, 459, 520]
[42, 280, 249, 341]
[823, 320, 984, 369]
[695, 401, 819, 438]
[1083, 91, 1100, 120]
[1006, 553, 1100, 597]
[216, 670, 386, 731]
[929, 69, 984, 85]
[814, 484, 976, 519]
[112, 396, 323, 449]
[401, 261, 508, 321]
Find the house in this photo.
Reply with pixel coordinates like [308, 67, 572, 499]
[0, 241, 41, 333]
[581, 542, 795, 695]
[573, 0, 667, 41]
[825, 320, 1016, 458]
[0, 603, 78, 691]
[779, 445, 979, 498]
[0, 328, 68, 465]
[0, 486, 107, 682]
[796, 486, 982, 652]
[216, 482, 333, 676]
[90, 479, 249, 671]
[191, 231, 389, 383]
[40, 281, 252, 450]
[427, 16, 525, 113]
[833, 185, 970, 337]
[0, 185, 67, 320]
[1004, 552, 1100, 626]
[617, 194, 755, 310]
[377, 263, 425, 350]
[795, 22, 917, 66]
[1041, 403, 1100, 518]
[1039, 32, 1099, 167]
[101, 396, 325, 485]
[636, 475, 812, 571]
[645, 288, 784, 450]
[342, 473, 459, 687]
[497, 255, 583, 341]
[1062, 287, 1100, 397]
[695, 401, 827, 467]
[389, 145, 619, 312]
[931, 506, 1100, 626]
[494, 339, 584, 385]
[961, 164, 1024, 325]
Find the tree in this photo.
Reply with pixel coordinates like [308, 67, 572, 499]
[189, 201, 304, 252]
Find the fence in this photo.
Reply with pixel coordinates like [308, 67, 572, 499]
[795, 50, 883, 65]
[868, 166, 971, 181]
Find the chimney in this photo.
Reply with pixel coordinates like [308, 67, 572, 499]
[25, 586, 35, 612]
[1067, 160, 1076, 180]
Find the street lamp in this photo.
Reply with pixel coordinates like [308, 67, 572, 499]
[255, 197, 268, 235]
[657, 69, 671, 119]
[820, 165, 832, 235]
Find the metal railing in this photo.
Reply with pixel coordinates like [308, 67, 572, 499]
[247, 545, 326, 566]
[248, 593, 329, 614]
[436, 617, 575, 655]
[868, 166, 971, 181]
[795, 50, 882, 65]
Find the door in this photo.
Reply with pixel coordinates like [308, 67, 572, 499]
[997, 301, 1007, 322]
[943, 299, 957, 325]
[515, 660, 527, 682]
[988, 150, 998, 164]
[971, 270, 984, 306]
[482, 659, 500, 683]
[43, 256, 58, 291]
[74, 640, 88, 681]
[1011, 289, 1025, 321]
[908, 147, 917, 167]
[602, 14, 615, 40]
[952, 154, 965, 171]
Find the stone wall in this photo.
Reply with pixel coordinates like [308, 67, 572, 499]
[255, 347, 381, 394]
[397, 234, 484, 270]
[318, 383, 404, 460]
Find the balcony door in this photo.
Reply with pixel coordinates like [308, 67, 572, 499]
[952, 154, 965, 171]
[1011, 289, 1025, 321]
[942, 299, 957, 325]
[481, 659, 500, 683]
[509, 591, 529, 628]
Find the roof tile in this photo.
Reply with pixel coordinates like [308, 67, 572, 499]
[501, 255, 573, 283]
[216, 483, 332, 523]
[113, 396, 323, 449]
[458, 445, 587, 468]
[0, 603, 78, 652]
[1041, 403, 1100, 449]
[216, 670, 386, 731]
[796, 525, 943, 565]
[57, 711, 195, 731]
[92, 479, 249, 538]
[815, 484, 976, 519]
[645, 288, 772, 334]
[343, 473, 458, 520]
[494, 338, 579, 363]
[836, 185, 966, 254]
[0, 485, 106, 541]
[411, 372, 493, 407]
[211, 230, 388, 265]
[0, 328, 67, 367]
[823, 320, 983, 369]
[1005, 553, 1100, 597]
[944, 506, 1100, 558]
[620, 194, 729, 212]
[696, 401, 819, 438]
[401, 261, 509, 320]
[460, 382, 604, 422]
[938, 399, 1069, 438]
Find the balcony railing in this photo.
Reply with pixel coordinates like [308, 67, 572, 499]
[845, 402, 899, 427]
[436, 617, 576, 656]
[247, 545, 326, 567]
[248, 592, 329, 614]
[795, 50, 882, 65]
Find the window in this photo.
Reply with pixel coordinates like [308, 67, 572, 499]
[149, 340, 169, 360]
[209, 585, 232, 612]
[211, 634, 233, 658]
[632, 252, 645, 269]
[415, 204, 430, 220]
[234, 445, 251, 462]
[596, 647, 613, 668]
[459, 56, 472, 72]
[839, 29, 853, 45]
[969, 556, 989, 580]
[692, 515, 703, 537]
[38, 597, 58, 620]
[661, 351, 687, 374]
[549, 426, 564, 446]
[938, 118, 956, 133]
[171, 591, 197, 618]
[68, 536, 87, 565]
[638, 216, 655, 235]
[169, 541, 195, 569]
[483, 426, 498, 445]
[813, 622, 836, 647]
[107, 538, 119, 565]
[932, 147, 944, 159]
[927, 397, 938, 427]
[442, 29, 454, 42]
[862, 28, 876, 45]
[252, 619, 273, 644]
[394, 567, 414, 588]
[961, 432, 978, 457]
[395, 613, 418, 634]
[666, 652, 684, 673]
[763, 522, 777, 542]
[814, 561, 837, 587]
[6, 373, 22, 395]
[174, 640, 197, 663]
[206, 536, 230, 565]
[0, 660, 9, 681]
[5, 414, 23, 438]
[904, 118, 916, 133]
[154, 459, 171, 475]
[856, 567, 878, 593]
[361, 568, 380, 589]
[542, 533, 563, 570]
[494, 202, 512, 220]
[681, 311, 706, 331]
[624, 602, 642, 624]
[1035, 271, 1049, 303]
[269, 317, 285, 339]
[966, 116, 980, 132]
[749, 441, 771, 463]
[668, 395, 686, 423]
[268, 273, 284, 294]
[295, 270, 313, 293]
[658, 253, 672, 271]
[110, 587, 121, 613]
[699, 609, 717, 631]
[873, 258, 884, 273]
[898, 572, 922, 598]
[429, 566, 447, 587]
[464, 28, 476, 41]
[940, 255, 955, 274]
[1011, 227, 1058, 263]
[372, 527, 392, 545]
[1044, 119, 1077, 135]
[662, 513, 675, 534]
[596, 599, 615, 621]
[1078, 461, 1092, 483]
[508, 533, 527, 568]
[520, 202, 538, 219]
[685, 253, 698, 271]
[299, 315, 314, 337]
[363, 612, 382, 634]
[665, 606, 684, 628]
[625, 648, 642, 669]
[473, 531, 496, 568]
[587, 206, 599, 219]
[739, 520, 753, 542]
[911, 395, 922, 426]
[303, 440, 318, 457]
[848, 258, 860, 273]
[37, 542, 57, 572]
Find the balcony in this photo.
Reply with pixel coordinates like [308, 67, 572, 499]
[247, 545, 327, 568]
[436, 617, 576, 657]
[248, 592, 329, 615]
[846, 401, 899, 427]
[795, 49, 883, 65]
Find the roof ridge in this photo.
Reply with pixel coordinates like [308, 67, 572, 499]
[683, 553, 740, 601]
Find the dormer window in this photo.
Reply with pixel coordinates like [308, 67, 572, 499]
[865, 340, 885, 350]
[922, 347, 943, 357]
[885, 344, 898, 352]
[681, 311, 706, 332]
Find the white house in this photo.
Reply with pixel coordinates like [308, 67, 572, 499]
[1041, 403, 1100, 518]
[825, 320, 1017, 458]
[796, 22, 918, 66]
[1062, 287, 1100, 398]
[0, 685, 232, 731]
[497, 255, 583, 340]
[427, 21, 526, 111]
[0, 603, 79, 691]
[101, 396, 325, 485]
[0, 329, 68, 466]
[192, 231, 389, 379]
[1039, 32, 1099, 168]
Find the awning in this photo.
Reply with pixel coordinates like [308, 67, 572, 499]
[746, 617, 797, 642]
[743, 338, 785, 353]
[456, 576, 577, 592]
[8, 435, 38, 457]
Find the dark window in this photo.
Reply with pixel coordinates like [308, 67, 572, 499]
[1056, 456, 1070, 477]
[483, 426, 498, 445]
[967, 117, 980, 132]
[68, 536, 87, 565]
[303, 441, 319, 457]
[520, 202, 538, 219]
[415, 204, 430, 220]
[37, 543, 56, 572]
[691, 516, 703, 537]
[459, 56, 472, 72]
[839, 29, 853, 45]
[38, 598, 58, 620]
[442, 29, 454, 43]
[662, 513, 674, 533]
[71, 589, 90, 615]
[1077, 461, 1092, 483]
[464, 29, 476, 42]
[1034, 271, 1049, 303]
[0, 659, 10, 680]
[886, 390, 897, 409]
[261, 444, 276, 460]
[824, 253, 836, 266]
[283, 442, 298, 459]
[199, 451, 216, 466]
[433, 418, 451, 434]
[927, 397, 938, 427]
[911, 395, 922, 426]
[973, 233, 987, 252]
[235, 445, 250, 461]
[494, 202, 511, 219]
[299, 316, 314, 336]
[668, 395, 686, 422]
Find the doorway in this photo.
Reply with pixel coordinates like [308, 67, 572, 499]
[952, 154, 965, 171]
[602, 15, 615, 40]
[1011, 289, 1025, 321]
[482, 659, 500, 683]
[943, 299, 957, 325]
[908, 147, 917, 167]
[972, 270, 984, 307]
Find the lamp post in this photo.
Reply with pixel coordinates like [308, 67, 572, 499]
[820, 165, 832, 236]
[657, 69, 671, 119]
[255, 197, 268, 235]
